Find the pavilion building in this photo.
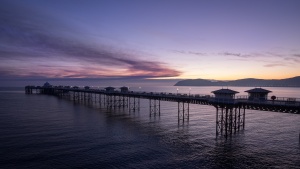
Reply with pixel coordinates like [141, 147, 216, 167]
[211, 88, 239, 99]
[120, 86, 129, 93]
[105, 87, 115, 92]
[245, 88, 272, 101]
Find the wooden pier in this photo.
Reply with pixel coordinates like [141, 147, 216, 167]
[25, 85, 300, 137]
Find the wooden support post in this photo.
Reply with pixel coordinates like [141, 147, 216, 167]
[243, 107, 246, 129]
[99, 94, 102, 108]
[225, 108, 228, 137]
[238, 107, 241, 131]
[187, 102, 189, 120]
[234, 108, 237, 132]
[221, 107, 224, 134]
[182, 102, 185, 120]
[178, 102, 180, 122]
[159, 99, 161, 115]
[216, 107, 218, 136]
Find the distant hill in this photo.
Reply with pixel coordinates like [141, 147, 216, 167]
[174, 76, 300, 87]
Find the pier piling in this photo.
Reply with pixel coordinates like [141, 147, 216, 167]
[25, 85, 300, 137]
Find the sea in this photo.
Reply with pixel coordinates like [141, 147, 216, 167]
[0, 86, 299, 169]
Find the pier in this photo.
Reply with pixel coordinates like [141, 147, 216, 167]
[25, 85, 300, 137]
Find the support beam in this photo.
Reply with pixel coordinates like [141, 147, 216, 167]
[216, 107, 218, 136]
[216, 105, 245, 137]
[99, 94, 106, 108]
[149, 99, 160, 116]
[106, 95, 113, 109]
[234, 108, 237, 133]
[178, 101, 189, 121]
[129, 97, 140, 112]
[121, 96, 128, 108]
[243, 107, 246, 129]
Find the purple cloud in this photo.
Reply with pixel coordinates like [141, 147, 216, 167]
[171, 50, 206, 56]
[293, 54, 300, 57]
[264, 63, 287, 67]
[284, 57, 300, 63]
[219, 52, 241, 57]
[0, 2, 181, 79]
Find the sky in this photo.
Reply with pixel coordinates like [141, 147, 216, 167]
[1, 0, 300, 86]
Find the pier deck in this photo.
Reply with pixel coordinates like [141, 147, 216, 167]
[25, 86, 300, 137]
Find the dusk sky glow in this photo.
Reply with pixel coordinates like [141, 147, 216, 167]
[1, 0, 300, 85]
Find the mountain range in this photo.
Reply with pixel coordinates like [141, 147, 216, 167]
[174, 76, 300, 87]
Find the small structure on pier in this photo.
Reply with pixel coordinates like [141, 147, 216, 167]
[120, 86, 129, 93]
[212, 89, 239, 99]
[245, 88, 272, 101]
[43, 82, 52, 88]
[105, 87, 115, 92]
[25, 84, 300, 138]
[84, 86, 90, 90]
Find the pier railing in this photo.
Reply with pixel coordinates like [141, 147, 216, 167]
[25, 85, 300, 108]
[25, 85, 300, 137]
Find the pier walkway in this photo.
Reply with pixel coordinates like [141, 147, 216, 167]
[25, 85, 300, 137]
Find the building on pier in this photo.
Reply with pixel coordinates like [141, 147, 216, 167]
[43, 82, 52, 88]
[105, 87, 115, 92]
[245, 88, 272, 101]
[120, 86, 129, 93]
[84, 86, 90, 90]
[24, 84, 300, 137]
[211, 89, 239, 99]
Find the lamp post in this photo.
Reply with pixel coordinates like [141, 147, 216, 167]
[139, 86, 141, 92]
[189, 88, 191, 96]
[177, 88, 179, 94]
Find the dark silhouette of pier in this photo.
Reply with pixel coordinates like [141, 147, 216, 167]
[25, 84, 300, 137]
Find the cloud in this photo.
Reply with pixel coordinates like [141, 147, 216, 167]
[188, 51, 206, 56]
[284, 57, 300, 63]
[171, 50, 206, 56]
[293, 54, 300, 57]
[219, 51, 299, 60]
[220, 52, 241, 57]
[218, 51, 255, 58]
[0, 2, 181, 79]
[221, 51, 300, 68]
[264, 63, 287, 67]
[172, 50, 186, 54]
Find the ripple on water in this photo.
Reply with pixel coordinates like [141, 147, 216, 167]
[0, 91, 299, 169]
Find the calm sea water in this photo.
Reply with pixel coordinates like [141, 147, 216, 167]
[0, 86, 299, 168]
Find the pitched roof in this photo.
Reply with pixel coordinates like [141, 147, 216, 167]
[43, 82, 51, 86]
[120, 86, 128, 89]
[245, 88, 272, 93]
[211, 89, 239, 94]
